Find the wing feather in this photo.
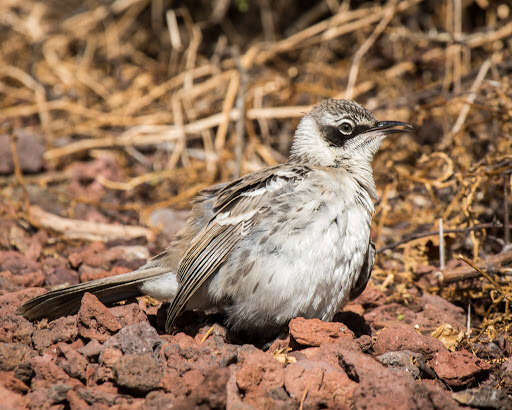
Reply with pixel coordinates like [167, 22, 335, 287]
[165, 164, 311, 331]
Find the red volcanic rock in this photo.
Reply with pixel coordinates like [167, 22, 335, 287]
[0, 287, 46, 314]
[0, 288, 44, 344]
[0, 251, 42, 275]
[160, 331, 238, 376]
[40, 256, 79, 287]
[78, 339, 102, 359]
[32, 316, 78, 351]
[85, 362, 115, 386]
[3, 226, 46, 261]
[77, 293, 121, 342]
[364, 303, 418, 328]
[334, 345, 417, 410]
[79, 264, 131, 283]
[373, 324, 445, 357]
[429, 349, 490, 387]
[234, 348, 287, 408]
[69, 243, 148, 271]
[289, 317, 354, 347]
[103, 321, 162, 355]
[352, 283, 386, 307]
[415, 293, 466, 332]
[30, 353, 82, 390]
[68, 242, 106, 268]
[0, 384, 29, 410]
[110, 302, 149, 327]
[284, 359, 357, 409]
[414, 380, 465, 410]
[0, 270, 45, 292]
[376, 350, 424, 379]
[0, 370, 29, 395]
[66, 389, 90, 409]
[0, 251, 44, 291]
[99, 347, 123, 367]
[177, 367, 230, 409]
[0, 342, 34, 371]
[113, 352, 163, 393]
[56, 343, 88, 381]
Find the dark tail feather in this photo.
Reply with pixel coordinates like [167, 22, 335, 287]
[17, 267, 168, 321]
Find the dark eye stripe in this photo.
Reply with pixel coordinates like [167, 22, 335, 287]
[353, 124, 371, 135]
[323, 126, 347, 147]
[323, 124, 371, 147]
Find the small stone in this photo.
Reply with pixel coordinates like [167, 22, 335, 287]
[78, 339, 103, 359]
[0, 314, 36, 345]
[415, 379, 465, 410]
[284, 359, 357, 409]
[110, 303, 149, 328]
[77, 293, 121, 342]
[355, 334, 372, 352]
[0, 370, 29, 394]
[0, 342, 34, 371]
[103, 321, 162, 355]
[32, 316, 78, 351]
[99, 347, 123, 367]
[56, 343, 88, 381]
[0, 251, 44, 291]
[376, 350, 425, 379]
[113, 352, 163, 393]
[452, 386, 512, 409]
[0, 132, 44, 174]
[364, 303, 417, 328]
[289, 317, 354, 347]
[41, 256, 79, 287]
[429, 349, 490, 387]
[333, 345, 417, 410]
[0, 384, 29, 409]
[373, 324, 446, 357]
[30, 354, 81, 390]
[0, 287, 46, 314]
[235, 349, 287, 408]
[415, 293, 466, 332]
[66, 389, 90, 409]
[352, 283, 386, 307]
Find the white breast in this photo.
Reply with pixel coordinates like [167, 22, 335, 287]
[210, 169, 374, 331]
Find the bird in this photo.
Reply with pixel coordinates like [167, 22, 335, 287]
[18, 99, 414, 341]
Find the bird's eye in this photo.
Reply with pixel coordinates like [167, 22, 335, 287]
[338, 120, 354, 135]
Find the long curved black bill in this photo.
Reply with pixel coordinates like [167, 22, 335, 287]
[373, 121, 415, 135]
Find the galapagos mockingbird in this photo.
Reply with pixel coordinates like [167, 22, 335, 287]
[18, 99, 414, 339]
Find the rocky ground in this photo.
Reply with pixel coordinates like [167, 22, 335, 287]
[0, 227, 511, 409]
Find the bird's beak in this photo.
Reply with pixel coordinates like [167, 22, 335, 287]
[371, 121, 415, 135]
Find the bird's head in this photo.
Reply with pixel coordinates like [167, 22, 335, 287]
[290, 99, 414, 168]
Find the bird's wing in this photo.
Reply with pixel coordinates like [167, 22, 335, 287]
[349, 240, 375, 300]
[165, 164, 310, 331]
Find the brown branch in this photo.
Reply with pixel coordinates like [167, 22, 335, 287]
[29, 205, 154, 243]
[441, 250, 512, 284]
[377, 222, 503, 253]
[8, 133, 30, 210]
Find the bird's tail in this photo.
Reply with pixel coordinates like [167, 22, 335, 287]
[17, 265, 170, 321]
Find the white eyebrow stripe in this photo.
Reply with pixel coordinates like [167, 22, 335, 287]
[337, 118, 355, 126]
